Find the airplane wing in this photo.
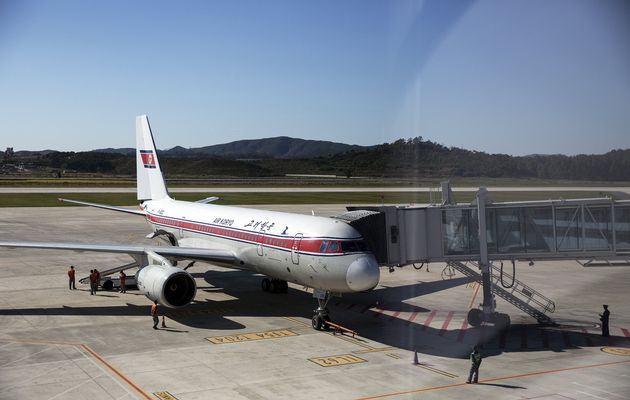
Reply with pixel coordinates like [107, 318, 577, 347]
[0, 241, 237, 265]
[58, 198, 146, 216]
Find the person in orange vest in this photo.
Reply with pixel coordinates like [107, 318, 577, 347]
[119, 270, 126, 293]
[89, 269, 96, 295]
[151, 300, 159, 329]
[67, 265, 76, 290]
[94, 269, 101, 292]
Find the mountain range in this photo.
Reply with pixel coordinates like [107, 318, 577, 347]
[92, 136, 365, 159]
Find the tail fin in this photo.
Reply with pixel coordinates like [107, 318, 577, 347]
[136, 115, 169, 201]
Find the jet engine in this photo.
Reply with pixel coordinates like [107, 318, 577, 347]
[136, 265, 196, 308]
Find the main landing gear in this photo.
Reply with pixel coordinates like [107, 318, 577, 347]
[261, 278, 288, 293]
[311, 289, 332, 331]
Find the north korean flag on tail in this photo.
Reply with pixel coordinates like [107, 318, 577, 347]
[140, 150, 156, 168]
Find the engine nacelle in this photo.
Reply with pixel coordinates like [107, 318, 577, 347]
[137, 265, 196, 308]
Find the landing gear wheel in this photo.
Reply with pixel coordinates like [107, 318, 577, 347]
[312, 315, 323, 330]
[494, 313, 511, 330]
[467, 308, 483, 327]
[261, 278, 271, 292]
[103, 280, 113, 291]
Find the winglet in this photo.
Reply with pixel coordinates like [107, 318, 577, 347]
[136, 115, 169, 201]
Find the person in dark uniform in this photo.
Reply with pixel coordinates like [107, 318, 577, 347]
[94, 269, 100, 292]
[119, 270, 126, 293]
[466, 345, 482, 384]
[599, 304, 610, 337]
[151, 300, 159, 329]
[67, 265, 76, 290]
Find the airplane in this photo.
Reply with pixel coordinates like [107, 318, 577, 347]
[0, 115, 380, 330]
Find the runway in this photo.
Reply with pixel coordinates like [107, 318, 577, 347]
[0, 206, 629, 399]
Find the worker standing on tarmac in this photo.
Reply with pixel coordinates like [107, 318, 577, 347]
[89, 269, 96, 295]
[466, 346, 482, 384]
[151, 300, 159, 329]
[67, 265, 76, 290]
[94, 269, 100, 292]
[119, 270, 126, 293]
[599, 304, 610, 337]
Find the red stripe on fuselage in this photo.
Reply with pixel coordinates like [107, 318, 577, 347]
[145, 213, 364, 256]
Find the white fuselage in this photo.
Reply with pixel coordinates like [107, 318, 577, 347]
[142, 198, 380, 293]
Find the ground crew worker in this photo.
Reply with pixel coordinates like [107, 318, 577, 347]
[466, 345, 482, 384]
[119, 270, 126, 293]
[68, 265, 76, 290]
[94, 269, 100, 292]
[89, 269, 96, 295]
[599, 304, 610, 337]
[151, 300, 159, 329]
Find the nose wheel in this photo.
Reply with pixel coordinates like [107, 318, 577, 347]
[312, 289, 332, 331]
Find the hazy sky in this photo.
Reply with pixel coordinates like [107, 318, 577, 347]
[0, 0, 628, 155]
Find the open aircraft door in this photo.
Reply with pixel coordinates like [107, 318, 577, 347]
[291, 233, 303, 264]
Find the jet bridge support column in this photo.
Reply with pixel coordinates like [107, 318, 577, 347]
[476, 188, 494, 320]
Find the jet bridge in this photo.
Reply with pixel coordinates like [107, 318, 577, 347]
[343, 185, 630, 327]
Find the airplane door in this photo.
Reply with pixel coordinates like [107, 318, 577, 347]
[291, 233, 303, 264]
[256, 233, 263, 256]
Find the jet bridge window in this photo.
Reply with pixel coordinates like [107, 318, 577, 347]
[442, 209, 479, 255]
[615, 205, 630, 250]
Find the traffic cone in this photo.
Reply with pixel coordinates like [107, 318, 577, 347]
[413, 350, 419, 365]
[161, 316, 167, 328]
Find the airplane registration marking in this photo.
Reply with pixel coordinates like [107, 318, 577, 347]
[309, 354, 366, 367]
[154, 391, 179, 400]
[206, 329, 297, 344]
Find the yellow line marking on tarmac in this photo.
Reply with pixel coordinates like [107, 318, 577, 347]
[355, 358, 630, 400]
[309, 354, 367, 367]
[206, 329, 297, 344]
[601, 347, 630, 356]
[154, 391, 179, 400]
[354, 346, 397, 354]
[467, 282, 480, 309]
[0, 338, 153, 400]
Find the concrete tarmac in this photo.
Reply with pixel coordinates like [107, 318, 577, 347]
[1, 206, 629, 399]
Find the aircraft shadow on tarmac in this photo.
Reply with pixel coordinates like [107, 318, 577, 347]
[2, 268, 626, 358]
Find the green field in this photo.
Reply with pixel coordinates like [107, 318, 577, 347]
[0, 191, 615, 208]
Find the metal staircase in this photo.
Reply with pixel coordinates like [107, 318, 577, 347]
[447, 261, 556, 324]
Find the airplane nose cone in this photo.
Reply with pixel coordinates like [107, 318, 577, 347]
[346, 256, 380, 292]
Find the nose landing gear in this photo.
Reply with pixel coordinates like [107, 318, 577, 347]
[312, 289, 332, 331]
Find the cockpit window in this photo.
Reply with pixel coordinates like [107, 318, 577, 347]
[341, 241, 358, 252]
[319, 240, 328, 252]
[356, 240, 367, 251]
[327, 241, 339, 252]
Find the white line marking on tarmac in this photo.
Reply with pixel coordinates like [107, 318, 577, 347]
[572, 382, 627, 398]
[72, 346, 140, 400]
[575, 390, 612, 400]
[0, 346, 53, 367]
[46, 378, 96, 400]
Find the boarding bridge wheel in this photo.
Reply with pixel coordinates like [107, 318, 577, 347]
[467, 309, 483, 327]
[467, 309, 511, 329]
